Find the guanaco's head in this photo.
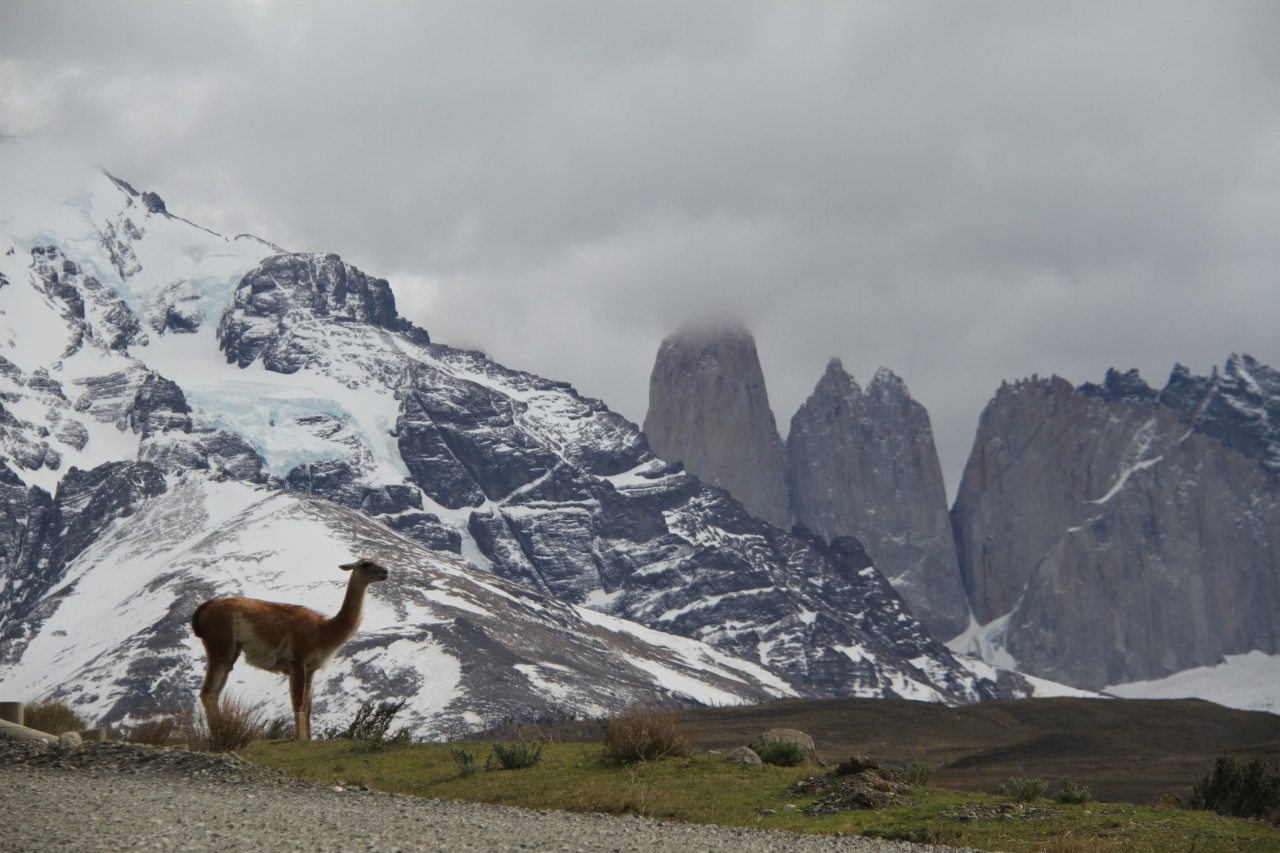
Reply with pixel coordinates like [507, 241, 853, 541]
[340, 558, 390, 584]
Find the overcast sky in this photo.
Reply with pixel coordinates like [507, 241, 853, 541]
[3, 1, 1279, 497]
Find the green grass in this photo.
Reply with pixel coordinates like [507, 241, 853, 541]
[243, 739, 1280, 852]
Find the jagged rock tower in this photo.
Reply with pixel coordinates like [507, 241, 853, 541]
[788, 359, 971, 639]
[642, 325, 791, 528]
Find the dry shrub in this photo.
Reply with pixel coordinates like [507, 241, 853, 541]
[23, 698, 88, 735]
[601, 705, 694, 763]
[124, 708, 196, 746]
[998, 776, 1048, 802]
[200, 694, 266, 753]
[127, 696, 265, 751]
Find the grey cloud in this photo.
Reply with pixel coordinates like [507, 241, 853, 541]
[4, 0, 1280, 495]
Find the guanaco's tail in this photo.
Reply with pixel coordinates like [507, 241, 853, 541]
[191, 600, 213, 640]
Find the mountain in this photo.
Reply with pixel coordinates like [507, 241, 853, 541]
[0, 167, 1024, 731]
[787, 359, 970, 640]
[643, 327, 971, 642]
[642, 325, 791, 528]
[950, 361, 1280, 691]
[638, 323, 1280, 713]
[0, 476, 793, 736]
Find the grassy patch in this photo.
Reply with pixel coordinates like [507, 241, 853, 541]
[243, 740, 1280, 851]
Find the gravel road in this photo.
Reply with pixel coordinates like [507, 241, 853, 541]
[0, 740, 979, 853]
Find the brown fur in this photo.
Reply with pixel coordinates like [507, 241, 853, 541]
[191, 558, 389, 741]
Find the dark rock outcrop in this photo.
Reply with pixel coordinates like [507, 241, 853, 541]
[642, 325, 791, 528]
[788, 360, 970, 640]
[217, 252, 424, 371]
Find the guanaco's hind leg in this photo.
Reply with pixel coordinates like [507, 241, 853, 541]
[198, 643, 238, 724]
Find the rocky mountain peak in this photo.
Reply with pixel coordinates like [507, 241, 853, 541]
[642, 323, 791, 528]
[814, 358, 860, 397]
[1158, 353, 1280, 472]
[216, 253, 426, 371]
[788, 359, 970, 639]
[1080, 367, 1158, 404]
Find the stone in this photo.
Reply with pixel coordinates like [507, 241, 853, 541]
[756, 728, 814, 749]
[755, 728, 820, 764]
[59, 731, 82, 749]
[728, 747, 762, 766]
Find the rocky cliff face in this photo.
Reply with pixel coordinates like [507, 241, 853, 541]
[642, 326, 791, 529]
[952, 359, 1280, 689]
[788, 360, 970, 640]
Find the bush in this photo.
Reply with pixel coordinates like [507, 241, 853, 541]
[201, 695, 266, 753]
[450, 746, 478, 776]
[324, 699, 412, 747]
[1052, 778, 1092, 804]
[263, 716, 293, 740]
[1188, 754, 1280, 820]
[124, 710, 193, 746]
[998, 777, 1047, 802]
[23, 698, 87, 735]
[601, 705, 694, 763]
[750, 739, 805, 767]
[902, 760, 943, 786]
[487, 740, 543, 770]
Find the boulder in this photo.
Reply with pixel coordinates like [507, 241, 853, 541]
[754, 728, 821, 764]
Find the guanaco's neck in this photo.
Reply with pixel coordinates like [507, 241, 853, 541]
[321, 575, 371, 647]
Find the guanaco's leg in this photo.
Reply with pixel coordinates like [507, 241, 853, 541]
[302, 668, 317, 742]
[198, 643, 238, 723]
[289, 661, 310, 741]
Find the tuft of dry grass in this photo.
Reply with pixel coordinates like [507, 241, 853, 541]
[123, 695, 265, 752]
[23, 698, 88, 735]
[124, 713, 188, 746]
[601, 705, 694, 763]
[200, 694, 267, 753]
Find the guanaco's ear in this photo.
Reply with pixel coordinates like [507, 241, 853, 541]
[339, 561, 356, 571]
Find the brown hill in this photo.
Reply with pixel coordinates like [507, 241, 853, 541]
[499, 696, 1280, 806]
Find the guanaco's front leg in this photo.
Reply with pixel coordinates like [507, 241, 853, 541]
[289, 661, 310, 741]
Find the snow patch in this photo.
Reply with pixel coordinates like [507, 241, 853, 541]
[1105, 651, 1280, 715]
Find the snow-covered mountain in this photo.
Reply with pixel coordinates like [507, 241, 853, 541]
[0, 165, 1031, 733]
[1, 475, 793, 736]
